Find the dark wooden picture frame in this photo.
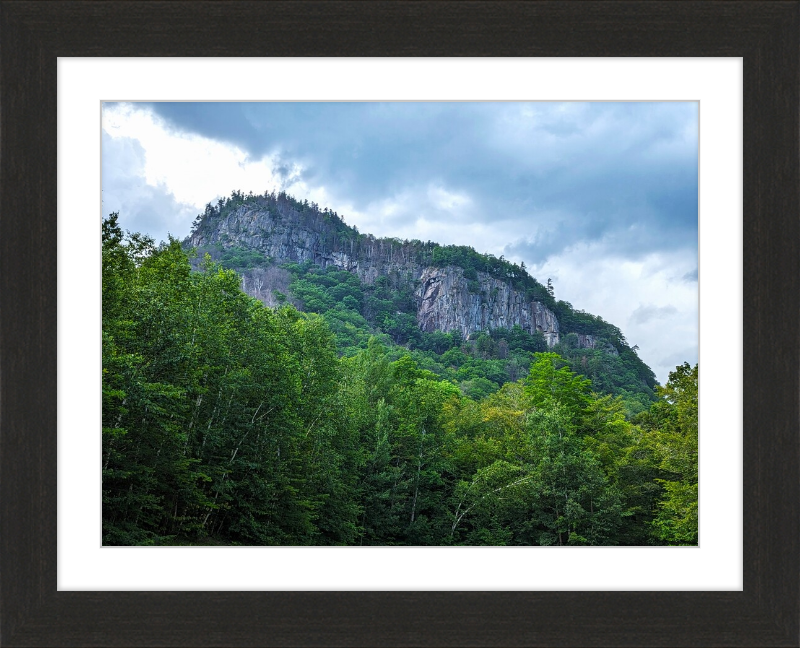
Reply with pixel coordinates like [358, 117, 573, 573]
[1, 1, 797, 646]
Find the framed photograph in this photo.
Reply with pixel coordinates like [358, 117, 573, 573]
[2, 1, 797, 645]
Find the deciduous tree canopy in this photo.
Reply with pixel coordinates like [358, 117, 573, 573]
[103, 215, 697, 546]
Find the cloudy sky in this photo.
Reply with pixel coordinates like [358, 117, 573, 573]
[102, 101, 698, 385]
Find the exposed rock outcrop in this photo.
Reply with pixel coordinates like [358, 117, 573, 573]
[415, 266, 560, 345]
[191, 205, 335, 266]
[190, 204, 426, 285]
[569, 333, 619, 356]
[189, 201, 613, 353]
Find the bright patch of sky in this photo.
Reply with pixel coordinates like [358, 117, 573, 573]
[102, 101, 698, 384]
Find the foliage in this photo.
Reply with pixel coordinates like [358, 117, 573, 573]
[637, 363, 699, 545]
[104, 215, 697, 546]
[187, 189, 657, 411]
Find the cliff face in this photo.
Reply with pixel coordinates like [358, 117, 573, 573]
[568, 333, 620, 357]
[416, 267, 559, 344]
[191, 202, 575, 348]
[190, 204, 425, 285]
[191, 204, 337, 265]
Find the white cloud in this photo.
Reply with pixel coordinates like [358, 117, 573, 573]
[102, 103, 284, 237]
[523, 244, 698, 385]
[102, 131, 197, 242]
[332, 184, 510, 256]
[630, 303, 679, 326]
[427, 184, 472, 211]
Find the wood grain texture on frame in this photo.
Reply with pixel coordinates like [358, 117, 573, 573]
[1, 1, 797, 646]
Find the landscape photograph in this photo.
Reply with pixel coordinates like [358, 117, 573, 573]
[101, 101, 698, 547]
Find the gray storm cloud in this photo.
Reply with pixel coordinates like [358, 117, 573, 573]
[101, 101, 698, 384]
[131, 101, 698, 264]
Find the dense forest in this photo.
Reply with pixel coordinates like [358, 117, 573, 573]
[103, 213, 698, 546]
[272, 260, 656, 417]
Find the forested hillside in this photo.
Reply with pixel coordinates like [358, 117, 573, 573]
[190, 190, 658, 416]
[103, 214, 698, 546]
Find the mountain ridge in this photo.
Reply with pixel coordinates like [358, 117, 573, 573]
[188, 190, 597, 347]
[185, 189, 656, 409]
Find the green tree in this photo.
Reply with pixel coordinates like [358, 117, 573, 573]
[648, 363, 698, 545]
[521, 406, 622, 545]
[524, 352, 592, 418]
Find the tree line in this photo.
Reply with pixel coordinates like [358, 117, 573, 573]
[103, 214, 697, 546]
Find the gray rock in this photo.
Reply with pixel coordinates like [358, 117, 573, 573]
[191, 203, 616, 354]
[415, 266, 559, 345]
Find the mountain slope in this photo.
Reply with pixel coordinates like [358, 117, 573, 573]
[186, 190, 657, 412]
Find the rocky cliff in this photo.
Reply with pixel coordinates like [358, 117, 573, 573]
[189, 203, 426, 285]
[416, 266, 559, 344]
[568, 333, 620, 357]
[189, 195, 600, 350]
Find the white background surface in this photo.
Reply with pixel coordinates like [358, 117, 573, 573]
[58, 58, 741, 590]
